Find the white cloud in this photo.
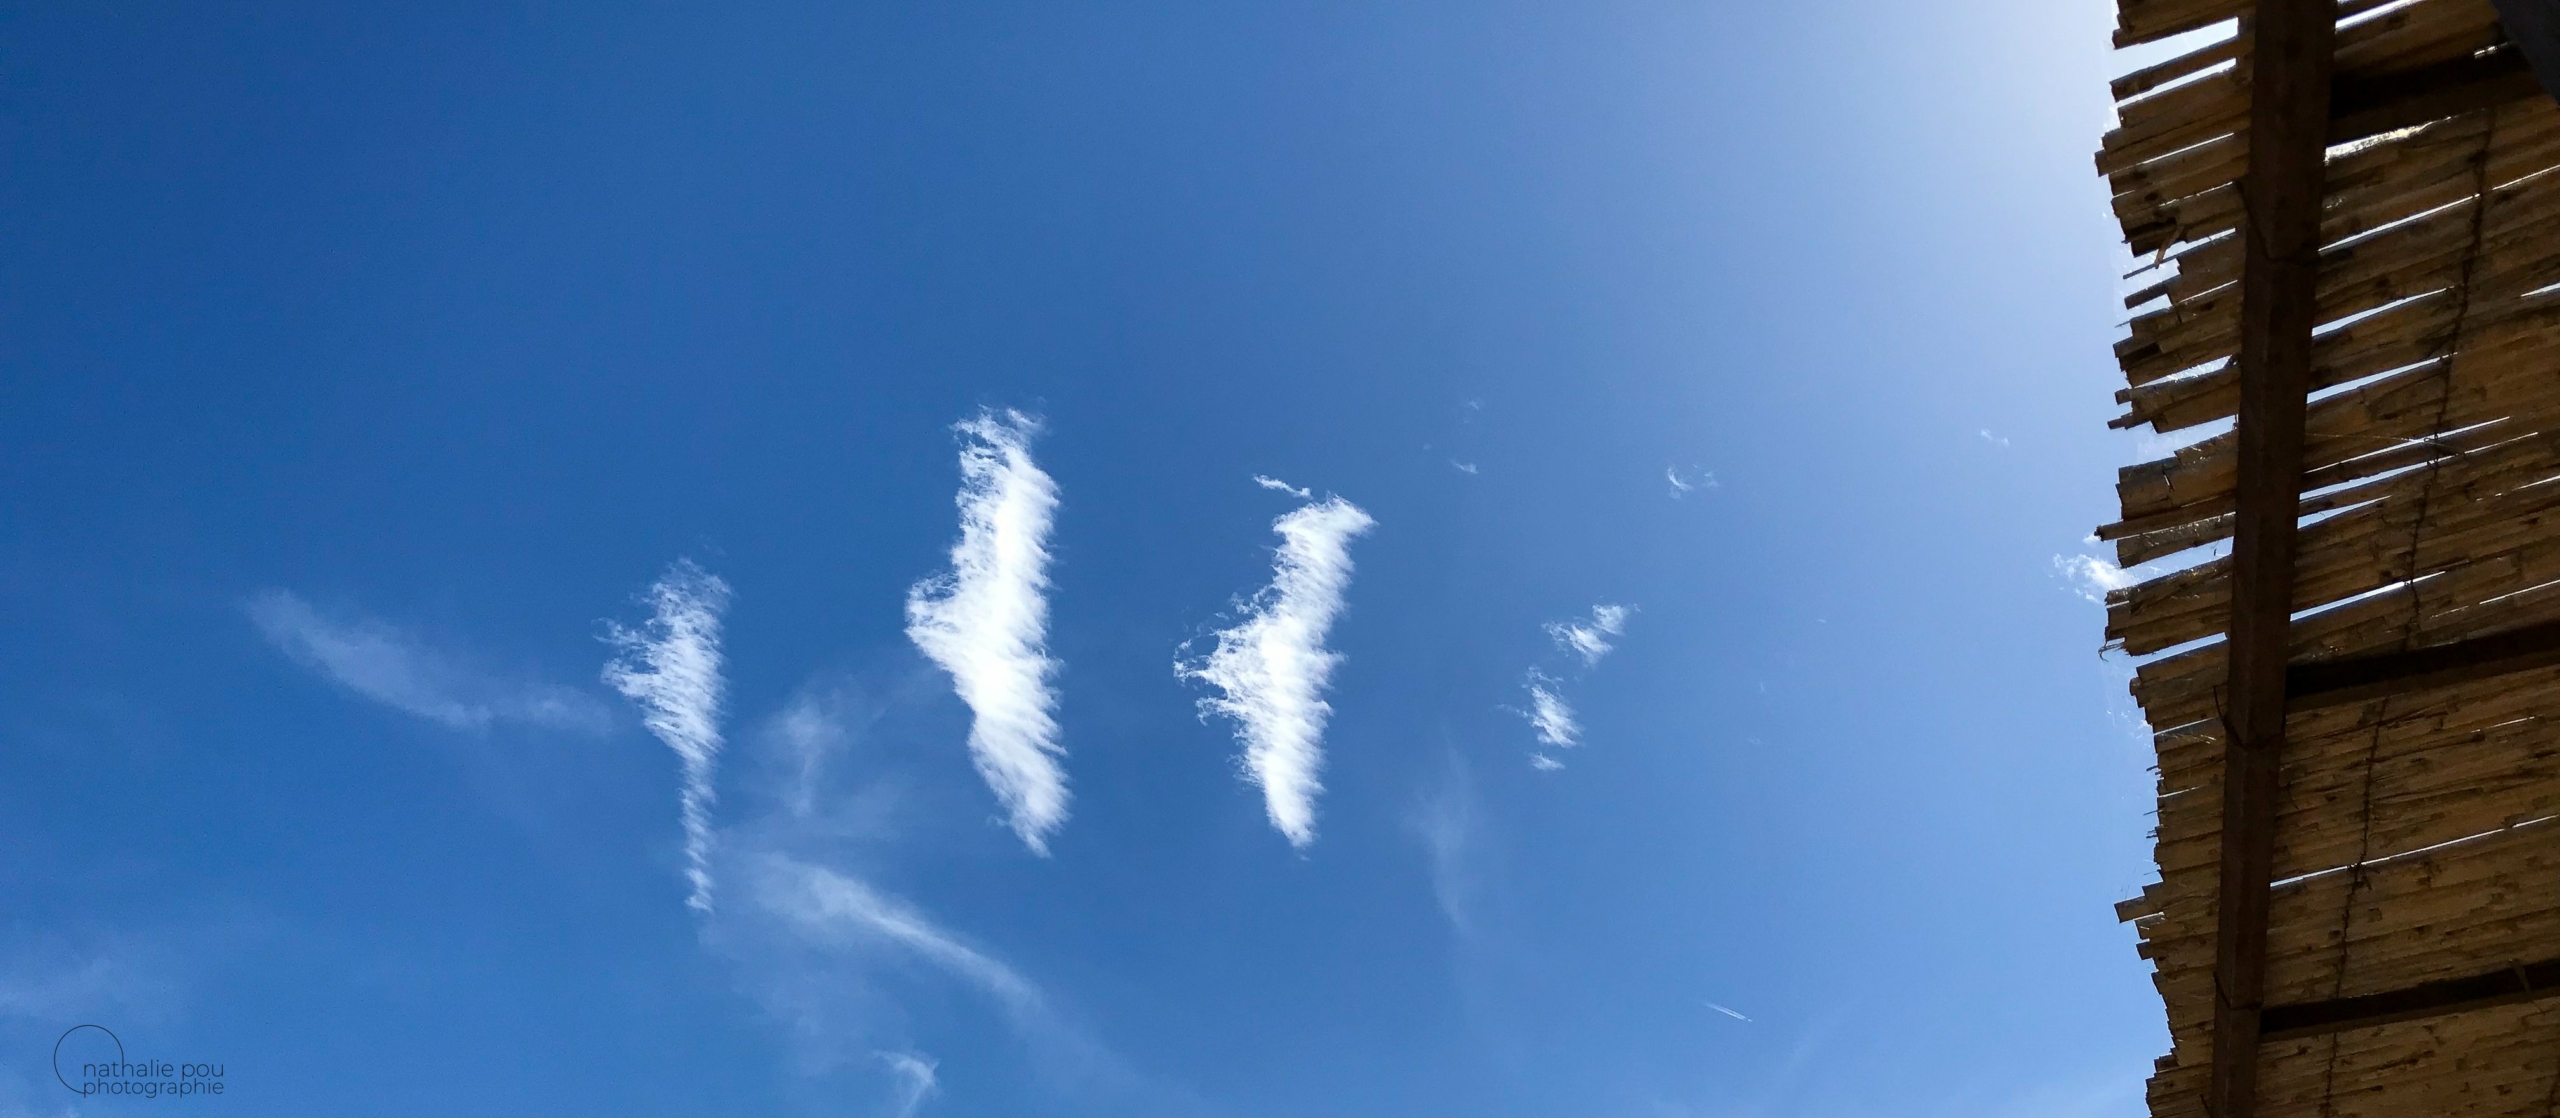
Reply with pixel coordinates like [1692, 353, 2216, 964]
[1544, 603, 1632, 666]
[2053, 553, 2142, 604]
[876, 1050, 940, 1118]
[1522, 672, 1580, 747]
[1666, 465, 1717, 498]
[1450, 460, 1479, 475]
[906, 410, 1071, 855]
[751, 855, 1040, 1014]
[603, 560, 733, 914]
[1529, 753, 1564, 771]
[1179, 491, 1376, 847]
[1514, 602, 1623, 751]
[248, 590, 609, 734]
[1704, 1000, 1753, 1022]
[1252, 474, 1312, 499]
[1980, 429, 2012, 447]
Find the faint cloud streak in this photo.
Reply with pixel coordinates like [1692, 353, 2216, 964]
[1409, 755, 1482, 935]
[249, 590, 608, 734]
[751, 855, 1040, 1014]
[876, 1050, 940, 1118]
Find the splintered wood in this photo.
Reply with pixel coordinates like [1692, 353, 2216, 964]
[2099, 0, 2560, 1115]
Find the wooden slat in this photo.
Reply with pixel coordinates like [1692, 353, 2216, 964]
[2119, 0, 2250, 50]
[2109, 291, 2560, 555]
[2291, 619, 2560, 707]
[2131, 545, 2560, 730]
[2114, 164, 2560, 395]
[2139, 818, 2560, 1068]
[2152, 669, 2560, 883]
[2329, 43, 2546, 142]
[2260, 956, 2560, 1040]
[2150, 999, 2560, 1118]
[2107, 437, 2560, 654]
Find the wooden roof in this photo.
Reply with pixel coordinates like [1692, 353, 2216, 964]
[2098, 1, 2560, 1115]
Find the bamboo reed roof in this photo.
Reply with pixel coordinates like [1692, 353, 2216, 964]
[2099, 1, 2560, 1115]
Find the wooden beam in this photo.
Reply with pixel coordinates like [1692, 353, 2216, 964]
[2259, 957, 2560, 1042]
[2212, 3, 2333, 1117]
[2328, 45, 2543, 144]
[2288, 620, 2560, 711]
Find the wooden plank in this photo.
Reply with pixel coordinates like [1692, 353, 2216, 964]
[2148, 998, 2560, 1118]
[2329, 43, 2544, 143]
[2258, 956, 2560, 1041]
[2289, 619, 2560, 708]
[2211, 2, 2336, 1115]
[2106, 302, 2560, 578]
[2150, 685, 2560, 887]
[2135, 812, 2560, 1002]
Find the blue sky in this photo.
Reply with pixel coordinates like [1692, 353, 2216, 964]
[2, 3, 2171, 1116]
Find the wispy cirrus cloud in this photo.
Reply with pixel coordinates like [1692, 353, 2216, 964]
[1252, 474, 1311, 499]
[725, 842, 1159, 1106]
[700, 672, 1184, 1114]
[750, 854, 1040, 1014]
[1409, 754, 1483, 935]
[1179, 484, 1375, 848]
[711, 681, 1048, 1068]
[876, 1050, 940, 1118]
[758, 683, 902, 830]
[906, 409, 1070, 855]
[1544, 604, 1632, 666]
[248, 590, 609, 734]
[703, 676, 990, 1076]
[603, 560, 733, 914]
[2053, 552, 2144, 604]
[1512, 603, 1635, 766]
[1522, 671, 1580, 748]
